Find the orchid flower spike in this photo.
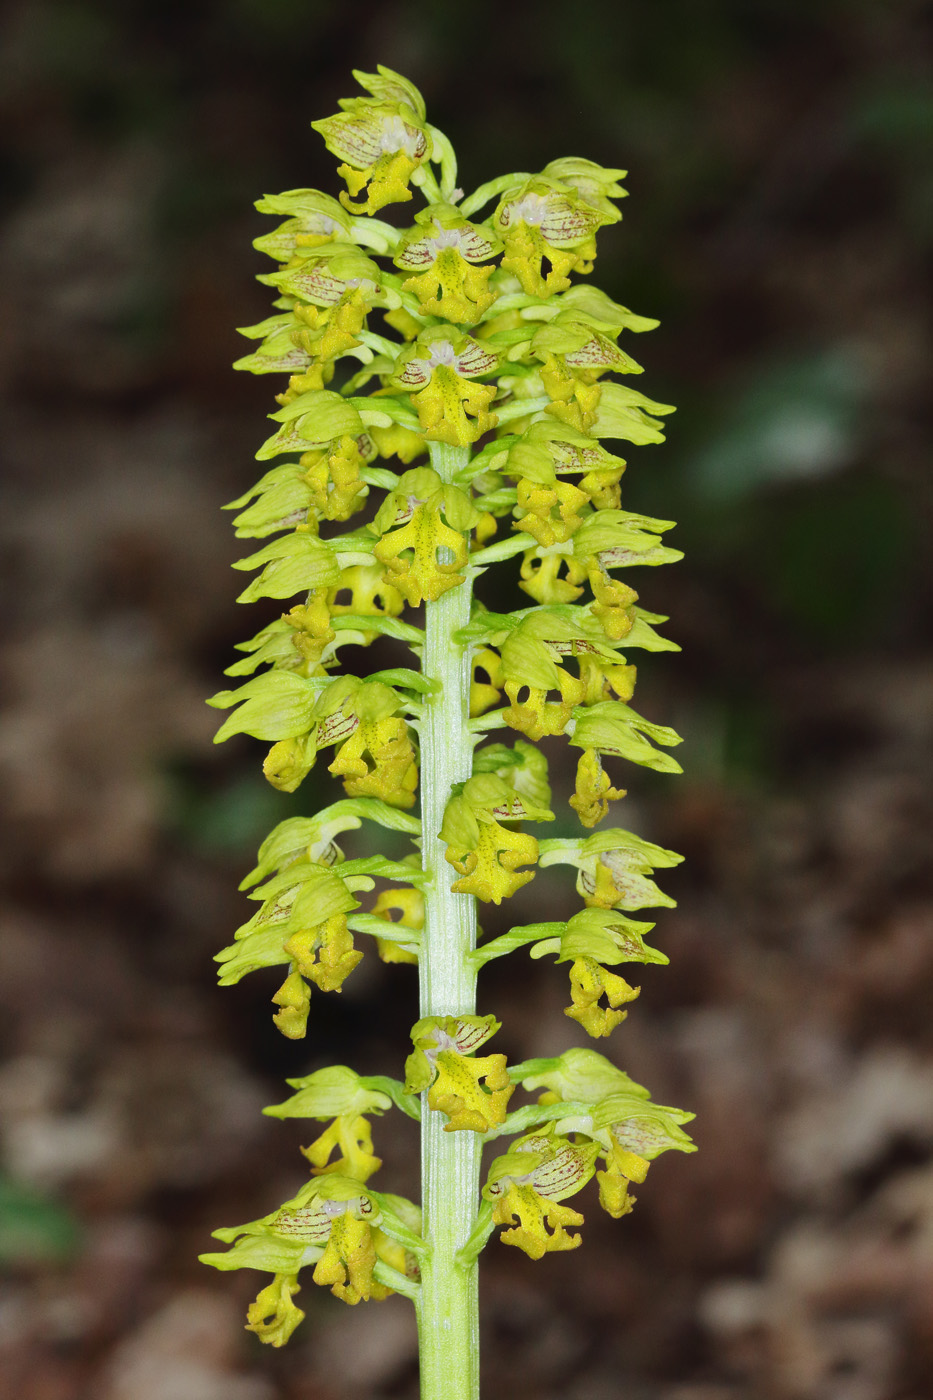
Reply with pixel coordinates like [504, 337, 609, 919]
[201, 65, 693, 1400]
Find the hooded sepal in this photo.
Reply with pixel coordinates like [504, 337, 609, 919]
[239, 799, 421, 891]
[257, 387, 365, 460]
[509, 1046, 650, 1104]
[591, 382, 675, 446]
[471, 739, 552, 813]
[231, 530, 340, 604]
[251, 188, 351, 262]
[569, 701, 683, 774]
[538, 827, 683, 910]
[265, 1064, 392, 1117]
[542, 158, 628, 220]
[528, 905, 668, 968]
[208, 670, 326, 745]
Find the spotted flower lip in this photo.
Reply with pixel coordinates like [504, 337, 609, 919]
[310, 69, 434, 216]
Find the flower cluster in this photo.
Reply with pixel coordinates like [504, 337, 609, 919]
[201, 66, 693, 1353]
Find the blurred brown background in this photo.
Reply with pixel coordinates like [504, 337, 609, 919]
[1, 2, 932, 1398]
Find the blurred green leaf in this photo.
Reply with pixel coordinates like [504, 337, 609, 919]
[166, 768, 298, 854]
[0, 1179, 81, 1266]
[687, 349, 871, 502]
[761, 475, 915, 642]
[850, 81, 933, 152]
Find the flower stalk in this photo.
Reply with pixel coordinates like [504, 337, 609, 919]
[199, 66, 696, 1399]
[417, 442, 481, 1400]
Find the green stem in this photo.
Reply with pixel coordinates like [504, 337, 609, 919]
[416, 441, 480, 1400]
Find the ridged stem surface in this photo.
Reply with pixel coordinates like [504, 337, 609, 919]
[416, 441, 480, 1400]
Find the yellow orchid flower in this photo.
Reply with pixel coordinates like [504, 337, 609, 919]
[503, 669, 585, 741]
[328, 717, 418, 808]
[311, 68, 433, 215]
[373, 498, 470, 604]
[518, 549, 587, 605]
[302, 1113, 382, 1182]
[491, 1184, 584, 1258]
[569, 747, 627, 827]
[310, 1211, 380, 1304]
[396, 205, 502, 322]
[284, 911, 363, 993]
[371, 887, 422, 965]
[429, 1049, 513, 1133]
[246, 1273, 304, 1347]
[405, 1015, 513, 1132]
[446, 817, 539, 904]
[493, 178, 609, 296]
[327, 563, 405, 619]
[389, 331, 499, 446]
[484, 1133, 598, 1258]
[293, 285, 370, 363]
[565, 955, 639, 1037]
[303, 435, 368, 521]
[514, 476, 589, 547]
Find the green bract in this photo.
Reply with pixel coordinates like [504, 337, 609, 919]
[201, 64, 694, 1399]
